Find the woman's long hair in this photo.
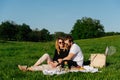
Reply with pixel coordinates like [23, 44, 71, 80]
[55, 37, 64, 54]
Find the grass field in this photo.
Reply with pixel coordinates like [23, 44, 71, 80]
[0, 35, 120, 80]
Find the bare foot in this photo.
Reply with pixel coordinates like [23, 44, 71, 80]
[18, 65, 27, 71]
[27, 67, 34, 71]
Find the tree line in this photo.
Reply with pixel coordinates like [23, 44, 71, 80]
[0, 21, 67, 42]
[0, 17, 120, 42]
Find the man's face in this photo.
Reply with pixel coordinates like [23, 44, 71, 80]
[64, 39, 71, 49]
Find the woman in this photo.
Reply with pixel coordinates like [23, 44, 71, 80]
[18, 37, 69, 71]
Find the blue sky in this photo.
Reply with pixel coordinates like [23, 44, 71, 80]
[0, 0, 120, 34]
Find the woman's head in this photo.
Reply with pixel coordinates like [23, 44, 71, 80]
[55, 37, 65, 53]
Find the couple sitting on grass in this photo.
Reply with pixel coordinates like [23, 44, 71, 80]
[18, 35, 84, 71]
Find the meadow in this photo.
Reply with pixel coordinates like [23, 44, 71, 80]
[0, 35, 120, 80]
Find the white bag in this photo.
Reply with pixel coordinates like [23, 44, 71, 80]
[90, 53, 106, 68]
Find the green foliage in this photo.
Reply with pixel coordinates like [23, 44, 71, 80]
[0, 19, 119, 42]
[71, 17, 105, 39]
[0, 21, 18, 40]
[16, 23, 32, 41]
[29, 30, 41, 42]
[0, 21, 32, 41]
[0, 21, 52, 42]
[39, 28, 51, 42]
[0, 35, 120, 80]
[54, 32, 68, 39]
[29, 28, 52, 42]
[105, 32, 120, 36]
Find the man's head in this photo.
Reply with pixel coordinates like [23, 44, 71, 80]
[64, 35, 73, 49]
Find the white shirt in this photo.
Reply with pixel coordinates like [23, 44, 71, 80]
[69, 43, 84, 66]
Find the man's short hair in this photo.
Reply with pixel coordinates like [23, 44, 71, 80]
[64, 35, 73, 42]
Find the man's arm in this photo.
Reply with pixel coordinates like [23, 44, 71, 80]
[50, 53, 75, 67]
[63, 53, 75, 60]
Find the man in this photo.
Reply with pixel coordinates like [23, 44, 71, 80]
[62, 35, 84, 66]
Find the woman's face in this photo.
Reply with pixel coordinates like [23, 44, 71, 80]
[58, 39, 64, 48]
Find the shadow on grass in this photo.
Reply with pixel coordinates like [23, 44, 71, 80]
[83, 60, 90, 65]
[106, 62, 112, 67]
[83, 60, 112, 68]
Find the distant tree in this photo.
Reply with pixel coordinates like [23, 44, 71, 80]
[0, 21, 18, 40]
[16, 23, 32, 41]
[0, 20, 55, 42]
[39, 28, 51, 42]
[54, 32, 67, 39]
[29, 30, 40, 42]
[105, 32, 120, 36]
[70, 17, 105, 39]
[105, 32, 115, 36]
[115, 32, 120, 35]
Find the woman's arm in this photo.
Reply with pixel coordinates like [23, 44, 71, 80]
[63, 53, 75, 60]
[53, 49, 59, 61]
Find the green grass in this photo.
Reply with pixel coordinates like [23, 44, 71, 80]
[0, 35, 120, 80]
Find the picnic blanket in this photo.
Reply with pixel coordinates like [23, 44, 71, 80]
[42, 65, 99, 75]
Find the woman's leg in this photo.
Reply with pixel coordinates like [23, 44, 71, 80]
[33, 53, 52, 66]
[27, 64, 53, 71]
[18, 53, 52, 71]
